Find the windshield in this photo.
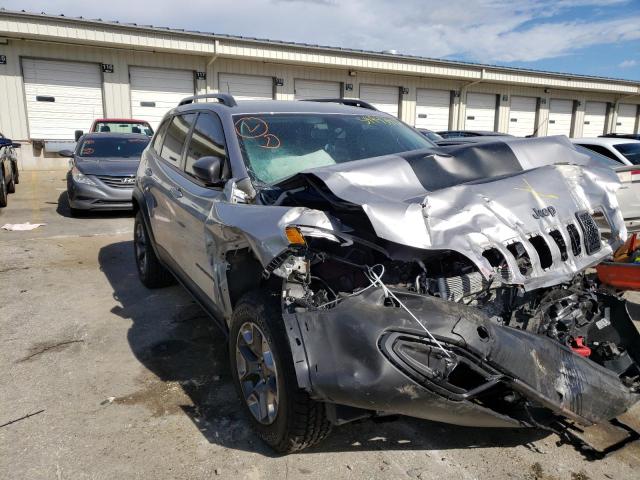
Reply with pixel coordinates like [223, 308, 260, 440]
[614, 143, 640, 165]
[93, 121, 154, 136]
[77, 137, 150, 158]
[234, 113, 435, 184]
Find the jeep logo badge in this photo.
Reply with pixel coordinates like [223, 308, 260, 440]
[532, 206, 557, 219]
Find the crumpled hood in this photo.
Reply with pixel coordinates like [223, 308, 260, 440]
[75, 157, 140, 176]
[274, 136, 626, 289]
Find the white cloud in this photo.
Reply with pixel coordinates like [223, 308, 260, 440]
[1, 0, 637, 63]
[619, 59, 638, 68]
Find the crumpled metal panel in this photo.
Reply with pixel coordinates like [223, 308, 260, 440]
[211, 137, 625, 289]
[207, 202, 338, 267]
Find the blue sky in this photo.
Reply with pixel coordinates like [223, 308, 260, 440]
[3, 0, 640, 80]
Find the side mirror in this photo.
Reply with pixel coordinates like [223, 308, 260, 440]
[74, 130, 83, 142]
[192, 156, 224, 186]
[59, 149, 74, 158]
[11, 142, 21, 148]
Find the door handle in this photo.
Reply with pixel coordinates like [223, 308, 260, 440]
[170, 187, 183, 199]
[144, 167, 153, 176]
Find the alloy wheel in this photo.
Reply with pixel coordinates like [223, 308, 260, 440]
[134, 221, 148, 275]
[235, 321, 279, 425]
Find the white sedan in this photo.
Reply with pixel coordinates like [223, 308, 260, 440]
[571, 137, 640, 166]
[573, 143, 640, 232]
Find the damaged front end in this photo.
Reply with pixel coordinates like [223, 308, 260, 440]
[217, 137, 640, 440]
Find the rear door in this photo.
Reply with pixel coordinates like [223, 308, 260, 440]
[147, 113, 197, 259]
[171, 112, 228, 303]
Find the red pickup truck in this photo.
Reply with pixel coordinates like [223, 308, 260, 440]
[75, 119, 154, 141]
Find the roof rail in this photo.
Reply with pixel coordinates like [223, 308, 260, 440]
[301, 98, 378, 111]
[178, 93, 237, 107]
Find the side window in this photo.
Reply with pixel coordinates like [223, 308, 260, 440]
[581, 144, 621, 162]
[152, 119, 169, 153]
[160, 114, 197, 167]
[185, 113, 227, 177]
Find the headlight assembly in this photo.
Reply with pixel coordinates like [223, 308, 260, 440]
[71, 167, 96, 186]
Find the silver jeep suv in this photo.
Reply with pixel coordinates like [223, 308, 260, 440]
[133, 94, 640, 454]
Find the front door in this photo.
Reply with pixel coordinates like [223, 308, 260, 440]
[170, 112, 229, 305]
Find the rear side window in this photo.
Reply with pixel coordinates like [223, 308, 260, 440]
[185, 113, 227, 176]
[614, 143, 640, 165]
[160, 114, 197, 166]
[152, 119, 170, 153]
[579, 144, 622, 162]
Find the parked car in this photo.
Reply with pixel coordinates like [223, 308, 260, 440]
[60, 133, 150, 214]
[416, 128, 444, 142]
[574, 145, 640, 232]
[571, 137, 640, 166]
[433, 135, 640, 232]
[0, 133, 20, 208]
[437, 130, 513, 139]
[600, 133, 640, 141]
[74, 119, 154, 141]
[133, 94, 640, 453]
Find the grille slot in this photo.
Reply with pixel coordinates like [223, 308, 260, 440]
[482, 248, 511, 282]
[549, 230, 568, 261]
[566, 224, 581, 256]
[96, 175, 136, 189]
[506, 242, 532, 276]
[575, 211, 601, 255]
[528, 235, 552, 269]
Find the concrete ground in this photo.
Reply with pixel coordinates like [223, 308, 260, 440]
[2, 171, 640, 480]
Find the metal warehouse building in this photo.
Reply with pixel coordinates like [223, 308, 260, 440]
[2, 9, 640, 170]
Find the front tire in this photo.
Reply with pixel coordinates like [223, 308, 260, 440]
[0, 170, 8, 207]
[134, 211, 174, 288]
[7, 169, 15, 193]
[230, 290, 331, 453]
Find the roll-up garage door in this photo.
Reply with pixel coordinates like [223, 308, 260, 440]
[583, 101, 607, 137]
[294, 79, 341, 100]
[616, 104, 638, 134]
[130, 67, 195, 130]
[465, 92, 497, 131]
[359, 85, 399, 117]
[22, 59, 104, 140]
[415, 89, 450, 131]
[508, 96, 537, 137]
[548, 99, 573, 137]
[218, 73, 273, 100]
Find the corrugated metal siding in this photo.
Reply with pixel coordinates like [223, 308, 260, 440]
[0, 39, 207, 140]
[2, 38, 640, 146]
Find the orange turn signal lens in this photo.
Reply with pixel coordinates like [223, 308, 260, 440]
[285, 226, 306, 246]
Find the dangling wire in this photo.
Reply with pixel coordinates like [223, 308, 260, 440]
[364, 264, 452, 359]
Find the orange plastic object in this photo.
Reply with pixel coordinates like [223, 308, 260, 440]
[597, 262, 640, 291]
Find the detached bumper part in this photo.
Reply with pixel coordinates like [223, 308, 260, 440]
[284, 288, 639, 428]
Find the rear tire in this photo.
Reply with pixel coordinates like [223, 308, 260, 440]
[0, 170, 8, 208]
[134, 211, 174, 288]
[230, 290, 331, 453]
[7, 170, 15, 193]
